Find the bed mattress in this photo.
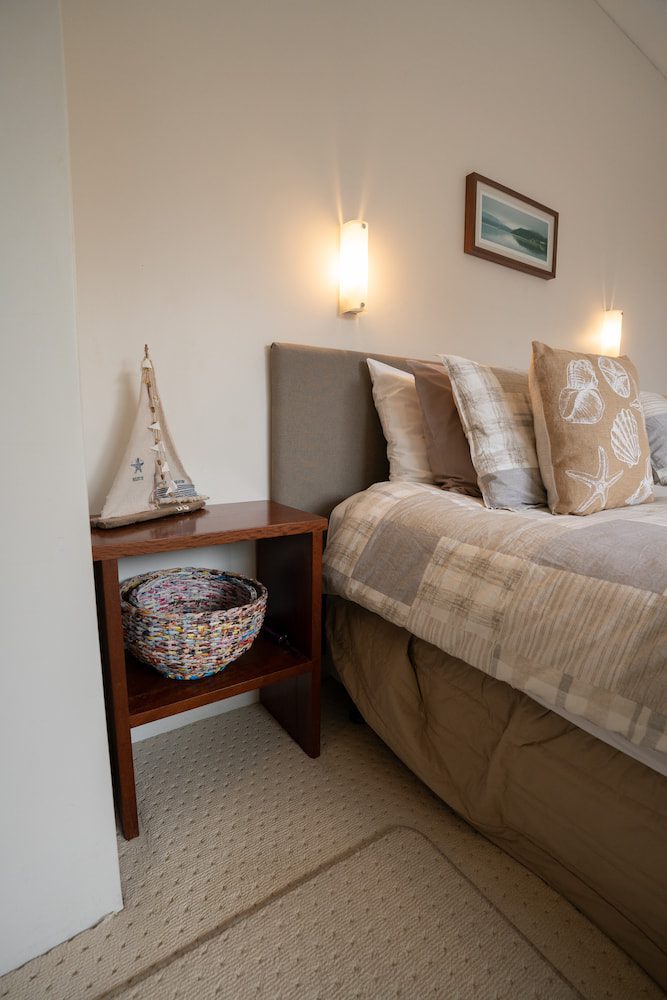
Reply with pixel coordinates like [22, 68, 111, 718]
[324, 481, 667, 773]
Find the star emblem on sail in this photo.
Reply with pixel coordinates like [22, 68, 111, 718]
[90, 345, 208, 528]
[565, 446, 623, 514]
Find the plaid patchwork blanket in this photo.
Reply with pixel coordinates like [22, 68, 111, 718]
[324, 481, 667, 752]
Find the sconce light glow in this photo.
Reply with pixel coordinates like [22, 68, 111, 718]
[339, 220, 368, 315]
[601, 309, 623, 357]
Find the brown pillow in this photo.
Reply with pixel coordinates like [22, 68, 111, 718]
[407, 360, 481, 496]
[529, 341, 654, 515]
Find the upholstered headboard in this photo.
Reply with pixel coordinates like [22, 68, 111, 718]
[270, 342, 413, 518]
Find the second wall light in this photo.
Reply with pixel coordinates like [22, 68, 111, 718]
[339, 220, 368, 315]
[601, 309, 623, 356]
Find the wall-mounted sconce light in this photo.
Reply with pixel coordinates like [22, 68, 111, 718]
[601, 309, 623, 356]
[339, 220, 368, 315]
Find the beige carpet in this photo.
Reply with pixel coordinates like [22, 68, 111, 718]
[114, 828, 578, 999]
[0, 681, 662, 999]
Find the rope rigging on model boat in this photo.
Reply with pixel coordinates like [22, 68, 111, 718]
[91, 345, 208, 529]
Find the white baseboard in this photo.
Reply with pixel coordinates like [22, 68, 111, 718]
[131, 691, 259, 743]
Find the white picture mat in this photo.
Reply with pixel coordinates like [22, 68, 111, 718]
[475, 182, 554, 271]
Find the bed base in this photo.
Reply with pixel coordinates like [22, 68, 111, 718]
[327, 598, 667, 987]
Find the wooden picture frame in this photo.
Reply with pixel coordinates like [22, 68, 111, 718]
[464, 173, 558, 280]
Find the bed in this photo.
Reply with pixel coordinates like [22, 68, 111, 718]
[269, 341, 667, 988]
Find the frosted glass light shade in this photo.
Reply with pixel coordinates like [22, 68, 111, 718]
[601, 310, 623, 356]
[339, 220, 368, 315]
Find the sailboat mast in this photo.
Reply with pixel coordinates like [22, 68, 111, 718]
[143, 345, 176, 500]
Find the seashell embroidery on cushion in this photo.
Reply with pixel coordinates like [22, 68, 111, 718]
[611, 408, 641, 467]
[559, 387, 605, 423]
[625, 457, 654, 506]
[566, 358, 598, 390]
[559, 359, 604, 423]
[598, 356, 631, 398]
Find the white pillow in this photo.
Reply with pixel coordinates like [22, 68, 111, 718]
[366, 358, 433, 483]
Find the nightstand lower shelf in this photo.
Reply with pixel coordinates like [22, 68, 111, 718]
[127, 634, 312, 727]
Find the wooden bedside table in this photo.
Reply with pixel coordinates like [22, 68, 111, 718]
[91, 501, 328, 839]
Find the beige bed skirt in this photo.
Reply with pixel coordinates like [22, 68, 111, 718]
[326, 597, 667, 989]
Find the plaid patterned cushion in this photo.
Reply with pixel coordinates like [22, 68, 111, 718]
[440, 355, 546, 510]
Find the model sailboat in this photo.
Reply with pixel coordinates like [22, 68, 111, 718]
[91, 347, 208, 529]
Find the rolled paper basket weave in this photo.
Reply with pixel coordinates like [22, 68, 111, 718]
[120, 567, 268, 680]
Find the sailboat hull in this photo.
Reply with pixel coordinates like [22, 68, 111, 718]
[91, 498, 207, 530]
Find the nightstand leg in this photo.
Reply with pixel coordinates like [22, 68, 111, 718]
[258, 529, 323, 757]
[94, 559, 139, 838]
[261, 667, 321, 757]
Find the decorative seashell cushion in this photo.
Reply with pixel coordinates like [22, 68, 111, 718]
[529, 341, 654, 515]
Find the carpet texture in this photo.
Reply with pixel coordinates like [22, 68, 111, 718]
[0, 681, 662, 999]
[114, 828, 578, 1000]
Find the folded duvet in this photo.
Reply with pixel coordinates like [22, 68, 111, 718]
[323, 481, 667, 753]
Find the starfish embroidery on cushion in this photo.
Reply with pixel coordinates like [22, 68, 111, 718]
[565, 445, 623, 514]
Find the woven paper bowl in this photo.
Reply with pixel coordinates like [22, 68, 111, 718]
[120, 567, 268, 680]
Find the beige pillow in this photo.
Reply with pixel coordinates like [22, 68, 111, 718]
[407, 360, 481, 496]
[529, 341, 654, 515]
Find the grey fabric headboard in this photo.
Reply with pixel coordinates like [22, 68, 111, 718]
[270, 342, 413, 518]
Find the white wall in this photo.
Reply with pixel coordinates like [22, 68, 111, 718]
[61, 0, 667, 522]
[60, 0, 666, 729]
[0, 0, 122, 975]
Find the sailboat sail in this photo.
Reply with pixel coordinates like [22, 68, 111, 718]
[91, 347, 208, 529]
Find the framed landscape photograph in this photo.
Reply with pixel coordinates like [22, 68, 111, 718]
[464, 173, 558, 279]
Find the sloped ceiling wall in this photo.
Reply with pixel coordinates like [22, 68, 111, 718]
[595, 0, 667, 78]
